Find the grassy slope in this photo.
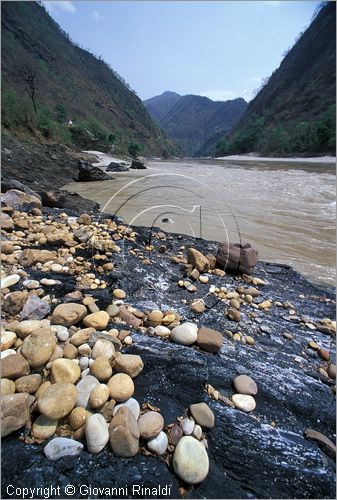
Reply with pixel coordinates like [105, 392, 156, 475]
[1, 1, 177, 157]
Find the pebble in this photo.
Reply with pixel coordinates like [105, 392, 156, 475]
[328, 364, 336, 379]
[170, 322, 198, 346]
[113, 289, 126, 299]
[169, 425, 183, 445]
[40, 278, 59, 286]
[181, 418, 195, 435]
[51, 325, 69, 342]
[318, 348, 330, 361]
[147, 431, 168, 455]
[153, 325, 171, 337]
[196, 327, 223, 354]
[63, 343, 78, 359]
[51, 358, 81, 384]
[21, 328, 56, 368]
[114, 353, 144, 378]
[1, 331, 17, 351]
[79, 357, 89, 370]
[90, 356, 112, 382]
[15, 320, 42, 339]
[1, 353, 30, 379]
[138, 411, 164, 439]
[147, 310, 163, 325]
[106, 304, 120, 317]
[38, 383, 77, 419]
[51, 303, 87, 327]
[232, 394, 256, 412]
[78, 343, 91, 356]
[1, 274, 20, 289]
[44, 437, 83, 461]
[70, 327, 95, 347]
[172, 436, 209, 484]
[92, 339, 115, 360]
[85, 413, 109, 453]
[83, 311, 109, 330]
[227, 308, 241, 322]
[20, 295, 51, 321]
[1, 349, 17, 359]
[69, 407, 90, 430]
[109, 407, 140, 457]
[76, 375, 100, 408]
[15, 374, 42, 394]
[1, 378, 16, 396]
[89, 384, 110, 409]
[233, 374, 258, 396]
[190, 301, 205, 313]
[51, 263, 63, 273]
[193, 424, 203, 440]
[112, 398, 140, 421]
[32, 415, 58, 440]
[187, 248, 210, 273]
[108, 373, 134, 402]
[199, 275, 209, 284]
[189, 402, 215, 428]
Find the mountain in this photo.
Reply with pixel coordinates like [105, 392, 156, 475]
[1, 1, 178, 157]
[215, 2, 336, 157]
[144, 92, 247, 156]
[143, 91, 182, 122]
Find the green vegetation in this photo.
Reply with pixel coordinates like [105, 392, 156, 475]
[1, 86, 116, 149]
[216, 106, 336, 156]
[216, 3, 336, 158]
[128, 141, 143, 157]
[1, 1, 178, 157]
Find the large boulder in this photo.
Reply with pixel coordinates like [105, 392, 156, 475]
[130, 159, 147, 170]
[1, 189, 42, 211]
[1, 179, 41, 200]
[216, 242, 258, 275]
[106, 162, 129, 172]
[78, 161, 113, 182]
[39, 191, 67, 208]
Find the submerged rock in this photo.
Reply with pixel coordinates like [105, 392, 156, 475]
[78, 161, 113, 182]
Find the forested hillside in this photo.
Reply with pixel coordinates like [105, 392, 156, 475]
[1, 1, 178, 157]
[215, 1, 336, 157]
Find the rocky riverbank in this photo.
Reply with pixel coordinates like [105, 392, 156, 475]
[1, 190, 336, 499]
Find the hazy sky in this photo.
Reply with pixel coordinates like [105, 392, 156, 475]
[44, 1, 320, 101]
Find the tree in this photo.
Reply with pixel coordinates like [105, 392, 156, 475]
[16, 62, 39, 113]
[128, 141, 143, 157]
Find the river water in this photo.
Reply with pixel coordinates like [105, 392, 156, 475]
[65, 157, 336, 286]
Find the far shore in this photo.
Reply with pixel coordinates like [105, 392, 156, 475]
[212, 154, 336, 164]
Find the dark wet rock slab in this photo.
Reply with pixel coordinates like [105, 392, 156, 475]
[1, 211, 336, 499]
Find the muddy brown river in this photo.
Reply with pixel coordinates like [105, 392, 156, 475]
[65, 157, 336, 286]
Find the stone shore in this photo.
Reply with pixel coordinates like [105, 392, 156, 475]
[1, 198, 336, 499]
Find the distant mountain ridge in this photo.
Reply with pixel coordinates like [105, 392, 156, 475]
[214, 1, 336, 156]
[144, 92, 247, 156]
[144, 91, 182, 122]
[1, 1, 178, 157]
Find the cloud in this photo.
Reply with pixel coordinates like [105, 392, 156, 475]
[200, 90, 239, 101]
[92, 11, 105, 21]
[45, 1, 77, 14]
[264, 1, 281, 6]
